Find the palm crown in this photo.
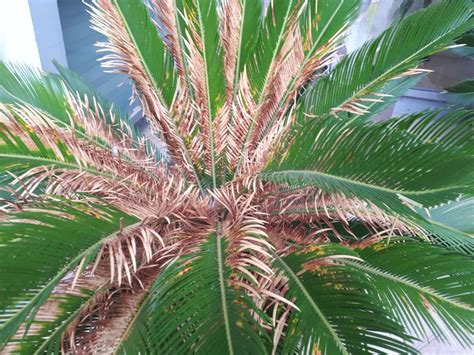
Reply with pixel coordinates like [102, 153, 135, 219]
[0, 0, 473, 353]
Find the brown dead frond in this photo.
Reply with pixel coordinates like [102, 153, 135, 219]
[148, 0, 202, 168]
[2, 271, 112, 355]
[212, 0, 242, 169]
[89, 0, 198, 182]
[234, 8, 348, 177]
[63, 262, 165, 354]
[248, 26, 305, 154]
[261, 185, 418, 241]
[170, 3, 217, 176]
[64, 89, 160, 174]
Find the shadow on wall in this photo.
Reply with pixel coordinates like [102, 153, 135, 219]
[57, 0, 135, 116]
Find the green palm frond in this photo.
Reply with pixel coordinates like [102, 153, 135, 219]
[0, 104, 114, 196]
[421, 221, 474, 256]
[118, 234, 270, 354]
[262, 109, 473, 223]
[453, 29, 474, 58]
[0, 199, 138, 348]
[272, 244, 415, 354]
[97, 0, 177, 105]
[385, 109, 473, 148]
[423, 198, 474, 234]
[0, 62, 152, 159]
[445, 79, 474, 106]
[350, 239, 474, 347]
[0, 63, 71, 123]
[52, 61, 152, 150]
[303, 0, 472, 119]
[418, 198, 474, 255]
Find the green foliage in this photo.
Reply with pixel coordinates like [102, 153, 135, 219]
[423, 198, 474, 234]
[418, 198, 474, 255]
[0, 63, 71, 123]
[304, 0, 472, 119]
[110, 0, 177, 105]
[263, 109, 474, 220]
[0, 200, 137, 348]
[273, 245, 415, 354]
[453, 29, 474, 58]
[118, 234, 269, 354]
[353, 239, 474, 346]
[445, 79, 474, 106]
[274, 240, 474, 352]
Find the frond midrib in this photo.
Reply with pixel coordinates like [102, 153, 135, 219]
[423, 218, 474, 238]
[273, 252, 349, 355]
[0, 152, 170, 200]
[0, 153, 108, 177]
[262, 170, 465, 196]
[343, 260, 473, 311]
[195, 2, 218, 189]
[216, 233, 235, 355]
[233, 2, 296, 178]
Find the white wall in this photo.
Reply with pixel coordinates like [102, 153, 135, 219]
[0, 0, 42, 68]
[0, 0, 67, 72]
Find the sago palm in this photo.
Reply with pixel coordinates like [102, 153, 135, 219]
[0, 0, 473, 353]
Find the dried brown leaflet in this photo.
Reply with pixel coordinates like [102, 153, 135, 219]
[89, 0, 199, 184]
